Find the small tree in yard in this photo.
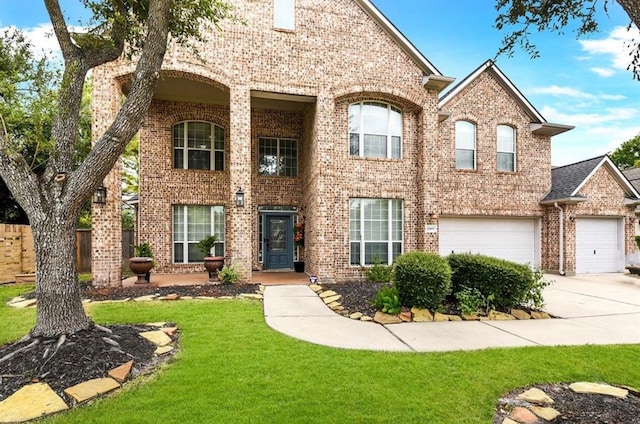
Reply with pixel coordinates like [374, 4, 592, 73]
[0, 0, 234, 339]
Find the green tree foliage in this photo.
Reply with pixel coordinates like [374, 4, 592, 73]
[610, 134, 640, 169]
[495, 0, 640, 79]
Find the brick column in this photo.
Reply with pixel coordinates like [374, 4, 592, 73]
[91, 68, 123, 286]
[417, 95, 440, 254]
[228, 86, 252, 281]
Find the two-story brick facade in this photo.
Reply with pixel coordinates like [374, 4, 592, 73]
[91, 0, 638, 285]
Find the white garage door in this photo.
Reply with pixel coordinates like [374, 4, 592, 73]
[576, 218, 624, 274]
[439, 218, 538, 267]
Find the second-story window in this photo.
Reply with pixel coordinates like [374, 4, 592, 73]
[173, 121, 225, 171]
[455, 120, 476, 170]
[349, 102, 402, 159]
[497, 125, 516, 172]
[274, 0, 295, 30]
[259, 137, 298, 176]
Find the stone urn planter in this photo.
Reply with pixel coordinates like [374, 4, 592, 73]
[129, 257, 153, 284]
[129, 242, 155, 284]
[197, 235, 225, 282]
[204, 256, 225, 282]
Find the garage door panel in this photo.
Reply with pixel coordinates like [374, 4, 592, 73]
[576, 218, 623, 274]
[439, 218, 537, 266]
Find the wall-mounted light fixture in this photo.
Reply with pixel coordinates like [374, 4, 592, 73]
[235, 187, 245, 207]
[568, 215, 575, 222]
[93, 186, 107, 204]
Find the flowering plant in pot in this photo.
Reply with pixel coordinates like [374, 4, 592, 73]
[129, 242, 155, 284]
[293, 222, 305, 272]
[197, 234, 224, 282]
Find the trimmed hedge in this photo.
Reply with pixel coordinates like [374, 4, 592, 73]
[448, 252, 533, 309]
[394, 251, 452, 309]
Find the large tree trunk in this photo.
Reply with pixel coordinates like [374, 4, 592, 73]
[31, 213, 91, 337]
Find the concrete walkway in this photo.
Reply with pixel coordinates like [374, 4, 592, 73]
[263, 274, 640, 352]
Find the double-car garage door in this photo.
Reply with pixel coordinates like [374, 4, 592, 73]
[439, 218, 539, 267]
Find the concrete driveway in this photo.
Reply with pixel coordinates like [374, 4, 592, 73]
[263, 273, 640, 352]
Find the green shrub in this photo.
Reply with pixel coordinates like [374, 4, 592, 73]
[373, 285, 401, 314]
[635, 235, 640, 250]
[520, 269, 552, 310]
[217, 265, 240, 285]
[365, 257, 395, 283]
[448, 253, 534, 310]
[394, 251, 452, 309]
[455, 287, 495, 315]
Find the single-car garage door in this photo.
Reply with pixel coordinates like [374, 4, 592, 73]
[576, 218, 624, 274]
[439, 218, 539, 267]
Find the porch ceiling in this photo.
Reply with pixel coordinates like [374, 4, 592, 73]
[122, 77, 230, 105]
[251, 91, 317, 112]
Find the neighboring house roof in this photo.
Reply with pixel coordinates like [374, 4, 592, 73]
[542, 155, 640, 204]
[356, 0, 455, 91]
[622, 167, 640, 193]
[438, 60, 574, 137]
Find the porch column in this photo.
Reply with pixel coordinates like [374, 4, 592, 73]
[91, 68, 123, 287]
[229, 85, 252, 281]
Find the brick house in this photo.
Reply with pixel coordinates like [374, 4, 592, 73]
[91, 0, 638, 285]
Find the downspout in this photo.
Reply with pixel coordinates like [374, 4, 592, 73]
[554, 202, 565, 276]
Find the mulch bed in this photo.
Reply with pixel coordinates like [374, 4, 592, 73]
[2, 281, 639, 422]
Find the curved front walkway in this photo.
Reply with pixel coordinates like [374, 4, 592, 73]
[263, 274, 640, 352]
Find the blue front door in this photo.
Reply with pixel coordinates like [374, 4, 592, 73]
[264, 215, 293, 270]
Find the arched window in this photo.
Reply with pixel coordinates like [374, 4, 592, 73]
[497, 125, 516, 172]
[455, 121, 476, 170]
[173, 121, 225, 170]
[349, 102, 402, 159]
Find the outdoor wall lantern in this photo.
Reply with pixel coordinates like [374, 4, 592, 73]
[93, 186, 107, 204]
[235, 187, 245, 207]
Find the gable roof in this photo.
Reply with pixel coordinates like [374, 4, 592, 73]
[438, 60, 573, 137]
[542, 155, 640, 204]
[356, 0, 453, 89]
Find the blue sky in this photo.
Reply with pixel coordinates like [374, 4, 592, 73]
[1, 0, 638, 166]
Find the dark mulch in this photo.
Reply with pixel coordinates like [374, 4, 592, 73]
[494, 383, 640, 423]
[0, 323, 176, 405]
[325, 281, 384, 317]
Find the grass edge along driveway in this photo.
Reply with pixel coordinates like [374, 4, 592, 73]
[1, 285, 639, 424]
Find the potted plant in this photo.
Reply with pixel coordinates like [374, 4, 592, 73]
[129, 242, 154, 284]
[197, 234, 224, 282]
[293, 222, 305, 273]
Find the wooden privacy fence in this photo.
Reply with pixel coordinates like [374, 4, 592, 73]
[1, 225, 134, 283]
[0, 224, 35, 283]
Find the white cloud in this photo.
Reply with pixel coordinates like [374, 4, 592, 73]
[0, 23, 60, 59]
[590, 67, 615, 77]
[579, 25, 640, 73]
[526, 86, 626, 101]
[540, 105, 638, 126]
[527, 85, 595, 99]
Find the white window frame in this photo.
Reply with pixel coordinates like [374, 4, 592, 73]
[349, 198, 403, 266]
[274, 0, 295, 30]
[258, 137, 298, 177]
[455, 120, 476, 170]
[497, 125, 516, 172]
[173, 205, 225, 263]
[349, 102, 403, 159]
[173, 121, 225, 171]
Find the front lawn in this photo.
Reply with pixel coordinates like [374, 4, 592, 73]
[1, 285, 639, 423]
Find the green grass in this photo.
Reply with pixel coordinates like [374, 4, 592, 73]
[1, 286, 639, 423]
